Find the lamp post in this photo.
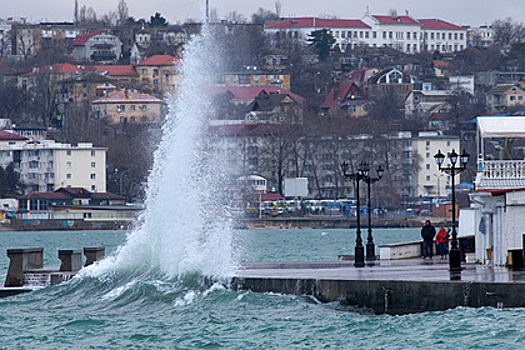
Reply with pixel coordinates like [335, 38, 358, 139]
[434, 149, 470, 271]
[341, 161, 369, 267]
[364, 165, 385, 261]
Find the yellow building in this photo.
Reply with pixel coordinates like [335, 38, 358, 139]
[486, 84, 525, 114]
[219, 71, 291, 91]
[136, 55, 181, 93]
[92, 88, 165, 124]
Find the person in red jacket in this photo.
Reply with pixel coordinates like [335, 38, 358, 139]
[435, 226, 450, 259]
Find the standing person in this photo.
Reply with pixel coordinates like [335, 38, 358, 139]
[421, 220, 436, 259]
[435, 226, 450, 259]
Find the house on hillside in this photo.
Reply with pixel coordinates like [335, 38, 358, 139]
[405, 89, 453, 117]
[91, 88, 165, 124]
[485, 84, 525, 114]
[364, 68, 412, 96]
[72, 31, 122, 62]
[245, 91, 304, 125]
[136, 55, 181, 93]
[321, 81, 370, 117]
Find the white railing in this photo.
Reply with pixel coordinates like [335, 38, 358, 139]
[475, 160, 525, 190]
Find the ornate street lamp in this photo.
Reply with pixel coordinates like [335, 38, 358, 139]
[364, 165, 384, 261]
[434, 149, 470, 271]
[341, 161, 369, 267]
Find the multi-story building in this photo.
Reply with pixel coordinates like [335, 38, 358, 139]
[216, 71, 292, 91]
[361, 14, 421, 52]
[486, 84, 525, 114]
[72, 31, 122, 62]
[91, 88, 165, 124]
[412, 131, 460, 198]
[419, 19, 467, 53]
[0, 140, 107, 194]
[265, 17, 372, 52]
[136, 55, 181, 93]
[265, 14, 467, 54]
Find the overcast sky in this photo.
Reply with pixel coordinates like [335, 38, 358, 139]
[3, 0, 524, 26]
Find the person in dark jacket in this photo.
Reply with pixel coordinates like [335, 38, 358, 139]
[421, 220, 436, 259]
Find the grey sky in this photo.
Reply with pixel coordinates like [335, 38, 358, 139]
[3, 1, 524, 26]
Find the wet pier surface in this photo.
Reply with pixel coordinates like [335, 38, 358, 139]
[236, 258, 525, 282]
[232, 259, 525, 314]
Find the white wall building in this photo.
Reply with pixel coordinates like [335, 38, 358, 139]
[412, 131, 460, 198]
[0, 140, 107, 194]
[265, 14, 467, 54]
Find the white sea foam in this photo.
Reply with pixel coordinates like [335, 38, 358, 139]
[87, 27, 237, 280]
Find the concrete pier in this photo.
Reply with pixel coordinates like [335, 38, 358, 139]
[231, 259, 525, 314]
[1, 247, 106, 298]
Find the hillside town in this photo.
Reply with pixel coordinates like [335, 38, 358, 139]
[0, 0, 524, 234]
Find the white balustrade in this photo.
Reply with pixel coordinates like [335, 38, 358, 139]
[475, 160, 525, 189]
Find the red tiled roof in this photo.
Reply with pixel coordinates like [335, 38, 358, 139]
[137, 55, 180, 66]
[22, 63, 86, 77]
[211, 86, 304, 101]
[94, 65, 138, 76]
[372, 15, 420, 26]
[266, 17, 370, 29]
[0, 130, 28, 141]
[92, 89, 164, 104]
[419, 19, 464, 31]
[72, 31, 104, 45]
[321, 82, 365, 109]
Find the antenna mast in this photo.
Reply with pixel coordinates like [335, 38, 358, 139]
[206, 0, 209, 23]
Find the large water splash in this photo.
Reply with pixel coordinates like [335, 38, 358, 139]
[88, 27, 237, 279]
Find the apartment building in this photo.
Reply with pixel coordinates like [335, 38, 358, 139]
[0, 140, 107, 194]
[412, 132, 460, 198]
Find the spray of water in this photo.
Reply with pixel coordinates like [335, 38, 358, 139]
[86, 27, 237, 280]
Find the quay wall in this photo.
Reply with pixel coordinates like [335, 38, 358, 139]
[230, 277, 525, 315]
[239, 217, 447, 230]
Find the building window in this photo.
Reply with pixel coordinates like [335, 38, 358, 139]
[407, 32, 411, 39]
[117, 105, 125, 111]
[131, 105, 136, 111]
[426, 141, 430, 146]
[66, 150, 71, 156]
[426, 152, 430, 158]
[66, 161, 72, 168]
[91, 185, 96, 191]
[91, 150, 96, 156]
[447, 141, 451, 146]
[373, 31, 377, 39]
[365, 31, 369, 39]
[142, 69, 147, 75]
[426, 164, 430, 170]
[90, 173, 96, 179]
[426, 176, 431, 181]
[66, 173, 71, 179]
[130, 116, 136, 122]
[91, 162, 96, 168]
[389, 31, 393, 39]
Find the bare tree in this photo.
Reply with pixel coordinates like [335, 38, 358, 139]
[117, 0, 129, 26]
[493, 17, 525, 47]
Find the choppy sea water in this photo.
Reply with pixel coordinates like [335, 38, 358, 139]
[0, 229, 524, 349]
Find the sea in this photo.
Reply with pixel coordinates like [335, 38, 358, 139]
[0, 228, 523, 349]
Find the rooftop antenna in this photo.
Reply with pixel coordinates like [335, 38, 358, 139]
[206, 0, 209, 23]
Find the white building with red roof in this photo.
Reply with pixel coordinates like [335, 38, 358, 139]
[266, 14, 467, 54]
[419, 19, 467, 53]
[362, 14, 422, 52]
[72, 31, 122, 62]
[265, 17, 371, 52]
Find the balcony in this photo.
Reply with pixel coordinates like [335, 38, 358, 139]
[475, 160, 525, 190]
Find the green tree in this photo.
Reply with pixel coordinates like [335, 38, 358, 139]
[307, 29, 335, 62]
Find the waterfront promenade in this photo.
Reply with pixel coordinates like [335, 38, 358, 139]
[232, 258, 525, 314]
